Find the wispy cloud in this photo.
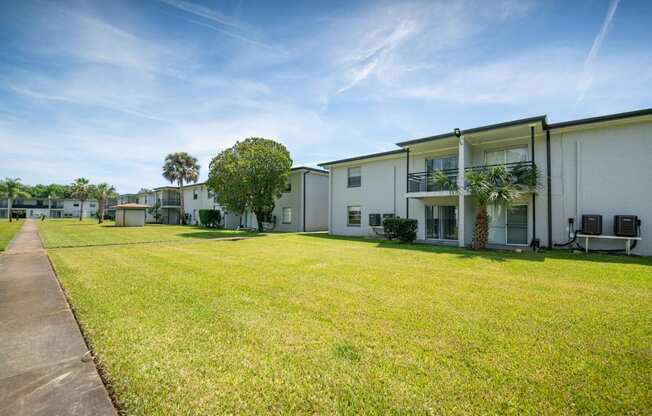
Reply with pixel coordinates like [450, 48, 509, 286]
[578, 0, 620, 101]
[156, 0, 273, 49]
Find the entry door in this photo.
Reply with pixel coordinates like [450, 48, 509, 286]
[506, 205, 528, 245]
[425, 205, 458, 240]
[488, 204, 529, 245]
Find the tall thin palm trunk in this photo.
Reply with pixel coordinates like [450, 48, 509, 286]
[98, 201, 104, 224]
[472, 204, 489, 250]
[79, 200, 84, 221]
[7, 197, 12, 222]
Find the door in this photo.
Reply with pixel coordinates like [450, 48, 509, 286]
[426, 155, 458, 191]
[425, 205, 458, 240]
[506, 205, 528, 245]
[488, 203, 528, 245]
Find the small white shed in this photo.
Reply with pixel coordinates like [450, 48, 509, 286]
[114, 203, 149, 227]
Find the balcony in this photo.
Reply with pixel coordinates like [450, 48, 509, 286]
[158, 197, 181, 206]
[408, 168, 458, 193]
[407, 161, 537, 195]
[50, 201, 64, 209]
[11, 199, 48, 209]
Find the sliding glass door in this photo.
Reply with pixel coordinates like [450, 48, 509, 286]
[425, 155, 458, 191]
[425, 205, 458, 240]
[488, 203, 528, 246]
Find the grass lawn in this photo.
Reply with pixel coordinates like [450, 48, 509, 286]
[37, 219, 256, 248]
[45, 232, 652, 415]
[0, 219, 24, 251]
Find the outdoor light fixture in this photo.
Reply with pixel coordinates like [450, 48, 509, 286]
[453, 128, 461, 137]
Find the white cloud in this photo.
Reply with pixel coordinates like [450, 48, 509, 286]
[578, 0, 620, 101]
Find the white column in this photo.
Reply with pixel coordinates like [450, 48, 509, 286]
[458, 136, 465, 247]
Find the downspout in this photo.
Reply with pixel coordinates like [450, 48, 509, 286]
[302, 171, 308, 232]
[546, 129, 552, 248]
[530, 125, 536, 246]
[405, 149, 410, 218]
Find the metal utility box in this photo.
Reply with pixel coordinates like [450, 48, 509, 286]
[582, 214, 602, 235]
[614, 215, 638, 237]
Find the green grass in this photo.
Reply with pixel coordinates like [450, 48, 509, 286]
[0, 219, 24, 251]
[36, 219, 256, 248]
[44, 230, 652, 415]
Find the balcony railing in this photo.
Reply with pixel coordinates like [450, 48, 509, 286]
[408, 161, 536, 193]
[158, 197, 181, 206]
[408, 168, 458, 193]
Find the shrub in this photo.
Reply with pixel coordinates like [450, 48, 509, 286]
[198, 209, 222, 228]
[383, 218, 418, 243]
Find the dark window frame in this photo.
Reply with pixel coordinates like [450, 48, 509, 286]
[282, 207, 292, 224]
[347, 167, 361, 188]
[347, 205, 361, 227]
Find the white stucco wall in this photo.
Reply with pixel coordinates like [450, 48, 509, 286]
[549, 120, 652, 255]
[241, 170, 328, 232]
[305, 172, 329, 231]
[116, 209, 146, 226]
[328, 156, 407, 237]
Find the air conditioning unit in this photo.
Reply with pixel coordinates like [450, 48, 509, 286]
[614, 215, 638, 237]
[582, 215, 602, 235]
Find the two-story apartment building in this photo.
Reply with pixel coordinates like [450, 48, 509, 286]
[123, 166, 329, 231]
[320, 108, 652, 256]
[0, 197, 100, 219]
[240, 167, 329, 232]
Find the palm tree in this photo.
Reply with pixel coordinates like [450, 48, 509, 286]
[162, 152, 200, 225]
[0, 178, 31, 222]
[92, 183, 117, 224]
[71, 178, 91, 221]
[435, 165, 538, 249]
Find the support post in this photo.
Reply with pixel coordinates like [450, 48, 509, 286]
[458, 136, 465, 247]
[530, 125, 536, 247]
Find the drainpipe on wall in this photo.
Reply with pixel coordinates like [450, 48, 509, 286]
[546, 129, 552, 248]
[405, 149, 410, 218]
[302, 171, 308, 232]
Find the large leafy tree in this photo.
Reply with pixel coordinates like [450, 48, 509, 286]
[208, 137, 292, 232]
[0, 177, 31, 222]
[92, 183, 117, 224]
[162, 152, 200, 225]
[435, 165, 539, 249]
[71, 178, 92, 221]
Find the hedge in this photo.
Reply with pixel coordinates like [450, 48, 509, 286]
[198, 209, 222, 228]
[383, 218, 418, 243]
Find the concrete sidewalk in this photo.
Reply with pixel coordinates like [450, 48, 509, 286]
[0, 219, 116, 416]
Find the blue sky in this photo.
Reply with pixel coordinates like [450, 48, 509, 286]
[1, 0, 650, 193]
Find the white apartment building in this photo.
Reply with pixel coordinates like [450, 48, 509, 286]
[320, 108, 652, 256]
[0, 198, 100, 219]
[122, 166, 329, 231]
[241, 167, 329, 232]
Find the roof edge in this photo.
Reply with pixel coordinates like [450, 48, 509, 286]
[319, 149, 406, 167]
[547, 107, 652, 129]
[396, 115, 547, 147]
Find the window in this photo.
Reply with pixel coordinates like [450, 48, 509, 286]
[73, 203, 79, 207]
[193, 189, 199, 200]
[485, 147, 528, 166]
[90, 203, 96, 208]
[347, 206, 361, 226]
[282, 207, 292, 224]
[207, 189, 214, 199]
[369, 213, 381, 226]
[347, 167, 361, 188]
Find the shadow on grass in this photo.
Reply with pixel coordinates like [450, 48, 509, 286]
[176, 231, 261, 239]
[302, 234, 652, 266]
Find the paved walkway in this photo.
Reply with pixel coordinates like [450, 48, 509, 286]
[0, 220, 116, 416]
